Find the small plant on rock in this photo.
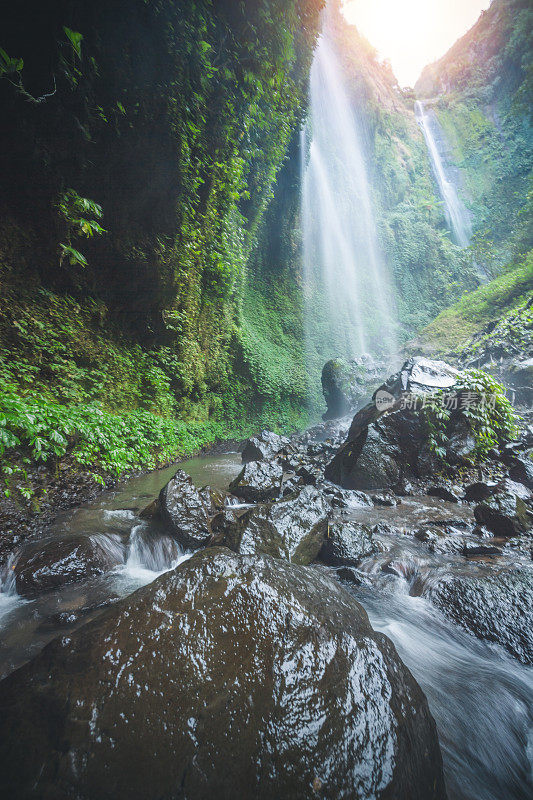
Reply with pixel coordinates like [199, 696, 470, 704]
[424, 369, 520, 463]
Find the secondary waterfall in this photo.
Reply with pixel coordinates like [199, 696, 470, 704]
[301, 17, 396, 368]
[415, 100, 473, 248]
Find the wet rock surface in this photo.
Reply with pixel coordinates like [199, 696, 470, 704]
[0, 548, 446, 800]
[158, 469, 228, 549]
[474, 492, 532, 537]
[226, 485, 330, 565]
[507, 456, 533, 490]
[425, 567, 533, 665]
[12, 533, 124, 598]
[323, 357, 455, 489]
[241, 430, 289, 464]
[229, 459, 285, 502]
[427, 485, 460, 503]
[463, 481, 499, 502]
[321, 355, 395, 420]
[319, 520, 378, 567]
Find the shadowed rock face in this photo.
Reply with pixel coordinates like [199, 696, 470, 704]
[0, 548, 446, 800]
[474, 492, 532, 537]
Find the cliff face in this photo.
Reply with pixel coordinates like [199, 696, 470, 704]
[415, 0, 533, 258]
[0, 0, 324, 433]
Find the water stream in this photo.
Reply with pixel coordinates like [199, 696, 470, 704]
[301, 12, 396, 364]
[415, 100, 473, 249]
[0, 454, 241, 677]
[0, 451, 531, 798]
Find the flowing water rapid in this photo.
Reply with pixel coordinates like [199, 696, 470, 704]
[415, 100, 473, 249]
[301, 15, 396, 363]
[0, 453, 531, 799]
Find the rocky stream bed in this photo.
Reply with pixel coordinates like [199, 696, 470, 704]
[0, 358, 531, 799]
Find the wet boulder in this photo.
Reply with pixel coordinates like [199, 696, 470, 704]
[502, 477, 532, 502]
[413, 526, 466, 555]
[319, 520, 377, 567]
[462, 544, 502, 558]
[406, 357, 459, 394]
[226, 486, 330, 566]
[324, 358, 464, 490]
[13, 534, 124, 598]
[229, 459, 286, 503]
[325, 415, 405, 491]
[474, 492, 532, 537]
[321, 358, 353, 419]
[413, 527, 464, 554]
[427, 485, 460, 503]
[320, 484, 374, 509]
[334, 565, 369, 586]
[158, 469, 227, 549]
[347, 427, 399, 490]
[0, 548, 446, 800]
[463, 482, 498, 503]
[241, 430, 289, 464]
[326, 406, 430, 491]
[507, 456, 533, 491]
[425, 567, 533, 665]
[370, 492, 401, 506]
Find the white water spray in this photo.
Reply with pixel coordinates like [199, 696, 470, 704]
[301, 15, 396, 364]
[415, 100, 472, 248]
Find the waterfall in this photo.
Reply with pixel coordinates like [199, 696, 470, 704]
[415, 100, 472, 248]
[301, 15, 396, 370]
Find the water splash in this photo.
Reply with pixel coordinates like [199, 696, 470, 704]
[415, 100, 473, 248]
[122, 523, 190, 584]
[0, 554, 24, 624]
[301, 16, 396, 366]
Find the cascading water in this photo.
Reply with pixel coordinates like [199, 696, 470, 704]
[301, 12, 396, 371]
[415, 100, 473, 248]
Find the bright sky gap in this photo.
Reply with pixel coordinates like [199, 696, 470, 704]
[342, 0, 491, 87]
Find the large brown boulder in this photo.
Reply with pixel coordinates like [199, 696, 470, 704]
[12, 533, 124, 597]
[0, 548, 446, 800]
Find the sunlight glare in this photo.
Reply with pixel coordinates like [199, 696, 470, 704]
[342, 0, 491, 87]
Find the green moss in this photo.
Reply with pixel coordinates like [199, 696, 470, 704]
[413, 251, 533, 356]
